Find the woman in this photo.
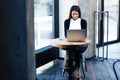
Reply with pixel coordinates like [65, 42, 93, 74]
[64, 5, 87, 79]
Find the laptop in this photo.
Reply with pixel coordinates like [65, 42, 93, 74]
[67, 29, 86, 42]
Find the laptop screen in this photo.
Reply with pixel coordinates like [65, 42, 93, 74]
[67, 29, 86, 42]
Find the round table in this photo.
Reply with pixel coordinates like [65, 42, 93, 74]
[50, 38, 91, 79]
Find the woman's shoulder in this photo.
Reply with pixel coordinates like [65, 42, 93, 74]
[81, 18, 87, 22]
[81, 18, 87, 24]
[65, 19, 70, 22]
[64, 19, 70, 24]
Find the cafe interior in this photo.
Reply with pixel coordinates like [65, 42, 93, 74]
[0, 0, 120, 80]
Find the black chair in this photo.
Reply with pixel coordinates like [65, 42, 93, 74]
[113, 60, 120, 80]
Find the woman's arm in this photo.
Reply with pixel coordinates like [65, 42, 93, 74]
[64, 19, 70, 37]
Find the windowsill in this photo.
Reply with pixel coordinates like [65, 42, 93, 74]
[35, 45, 53, 54]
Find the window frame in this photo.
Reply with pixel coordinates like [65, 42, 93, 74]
[35, 0, 59, 68]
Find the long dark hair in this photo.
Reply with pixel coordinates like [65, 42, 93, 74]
[69, 5, 81, 19]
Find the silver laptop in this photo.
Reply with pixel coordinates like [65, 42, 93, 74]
[67, 29, 86, 42]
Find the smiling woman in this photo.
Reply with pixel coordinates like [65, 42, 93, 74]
[34, 0, 53, 50]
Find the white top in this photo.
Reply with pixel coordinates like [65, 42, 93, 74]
[69, 18, 81, 30]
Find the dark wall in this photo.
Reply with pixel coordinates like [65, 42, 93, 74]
[35, 46, 59, 68]
[0, 0, 29, 80]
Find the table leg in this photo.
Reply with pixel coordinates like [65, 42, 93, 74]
[64, 50, 76, 79]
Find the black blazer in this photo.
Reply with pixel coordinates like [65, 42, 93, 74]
[64, 18, 87, 37]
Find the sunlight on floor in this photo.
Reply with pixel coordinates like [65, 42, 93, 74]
[36, 61, 54, 74]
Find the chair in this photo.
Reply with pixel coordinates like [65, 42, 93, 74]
[113, 60, 120, 80]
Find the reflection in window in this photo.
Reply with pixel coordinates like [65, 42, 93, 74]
[34, 0, 53, 50]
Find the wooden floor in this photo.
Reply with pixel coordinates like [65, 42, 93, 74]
[36, 58, 120, 80]
[36, 42, 120, 80]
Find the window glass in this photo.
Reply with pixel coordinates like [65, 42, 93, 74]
[104, 0, 119, 41]
[34, 0, 53, 50]
[96, 0, 119, 44]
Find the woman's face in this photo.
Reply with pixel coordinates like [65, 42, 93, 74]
[71, 10, 79, 20]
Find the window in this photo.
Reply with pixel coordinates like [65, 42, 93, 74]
[34, 0, 53, 50]
[104, 0, 119, 41]
[96, 0, 119, 46]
